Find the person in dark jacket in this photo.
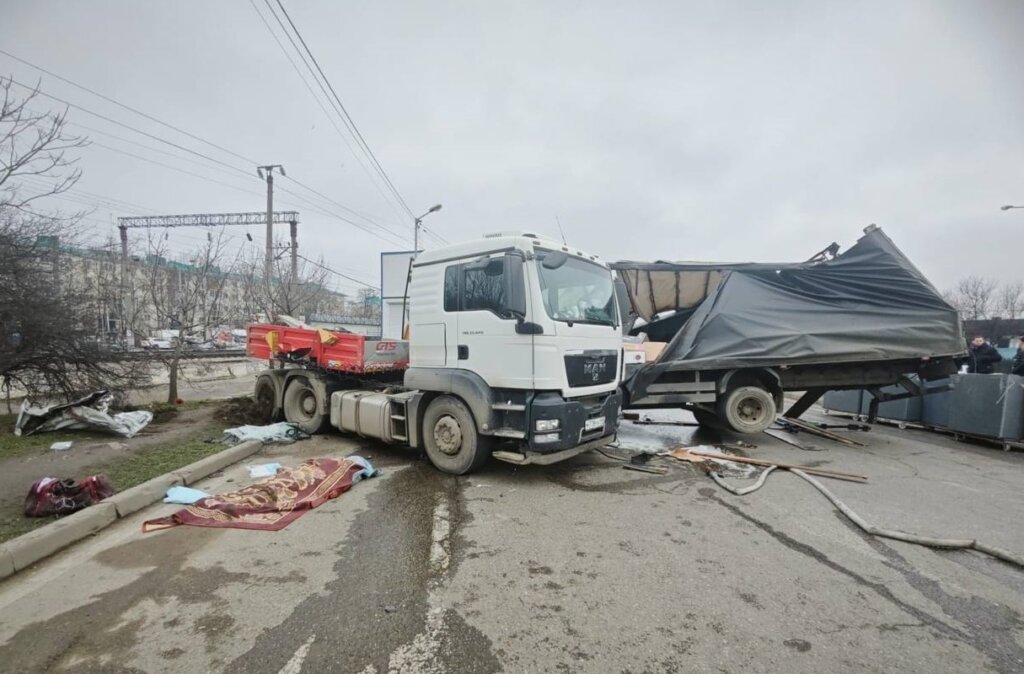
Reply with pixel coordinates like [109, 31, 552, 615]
[967, 335, 1003, 374]
[1012, 338, 1024, 377]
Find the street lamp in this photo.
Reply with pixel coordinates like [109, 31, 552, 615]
[414, 204, 442, 255]
[1001, 205, 1023, 211]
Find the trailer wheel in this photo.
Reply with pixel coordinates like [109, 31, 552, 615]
[283, 375, 328, 434]
[718, 386, 777, 434]
[254, 375, 282, 424]
[422, 395, 492, 475]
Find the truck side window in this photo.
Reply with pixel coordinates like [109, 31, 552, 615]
[443, 265, 459, 311]
[463, 264, 505, 314]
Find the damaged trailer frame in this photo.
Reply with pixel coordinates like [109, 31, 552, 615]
[613, 225, 965, 434]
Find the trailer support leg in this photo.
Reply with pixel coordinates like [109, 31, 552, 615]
[783, 388, 828, 420]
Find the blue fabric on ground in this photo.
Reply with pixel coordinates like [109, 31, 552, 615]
[348, 455, 379, 483]
[164, 486, 210, 505]
[248, 463, 283, 479]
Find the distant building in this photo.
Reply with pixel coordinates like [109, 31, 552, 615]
[47, 238, 349, 345]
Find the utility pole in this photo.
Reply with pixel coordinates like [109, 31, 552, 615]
[257, 164, 286, 281]
[118, 224, 130, 346]
[289, 217, 298, 280]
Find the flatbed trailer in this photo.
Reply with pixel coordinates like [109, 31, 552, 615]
[614, 226, 966, 434]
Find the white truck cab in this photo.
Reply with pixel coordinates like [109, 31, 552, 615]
[254, 232, 622, 475]
[405, 232, 622, 468]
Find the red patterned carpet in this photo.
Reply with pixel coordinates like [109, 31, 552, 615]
[143, 457, 368, 533]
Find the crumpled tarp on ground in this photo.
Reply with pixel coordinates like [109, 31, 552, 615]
[143, 456, 378, 532]
[14, 391, 153, 438]
[221, 422, 310, 445]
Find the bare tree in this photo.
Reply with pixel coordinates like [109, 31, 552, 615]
[0, 76, 147, 407]
[239, 244, 335, 321]
[947, 276, 999, 320]
[0, 77, 85, 215]
[141, 229, 239, 402]
[996, 280, 1024, 320]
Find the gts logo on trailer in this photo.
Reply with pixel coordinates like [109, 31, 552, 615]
[375, 341, 399, 352]
[583, 358, 607, 381]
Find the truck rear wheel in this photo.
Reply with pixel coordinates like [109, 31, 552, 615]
[718, 386, 776, 434]
[254, 374, 282, 424]
[422, 395, 492, 475]
[283, 375, 328, 434]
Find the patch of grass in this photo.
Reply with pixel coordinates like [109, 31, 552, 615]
[0, 512, 54, 545]
[101, 431, 225, 492]
[0, 414, 110, 461]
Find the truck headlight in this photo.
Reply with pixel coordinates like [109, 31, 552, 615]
[534, 432, 561, 443]
[535, 419, 560, 432]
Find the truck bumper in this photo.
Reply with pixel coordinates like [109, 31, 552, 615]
[493, 433, 617, 466]
[527, 389, 622, 452]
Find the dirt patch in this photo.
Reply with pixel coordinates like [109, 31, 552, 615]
[214, 396, 268, 427]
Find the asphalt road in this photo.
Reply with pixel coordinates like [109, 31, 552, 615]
[1, 409, 1023, 673]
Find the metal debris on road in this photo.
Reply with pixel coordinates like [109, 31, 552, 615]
[763, 428, 822, 451]
[776, 417, 866, 447]
[622, 464, 669, 475]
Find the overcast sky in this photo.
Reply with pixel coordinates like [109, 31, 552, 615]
[2, 0, 1022, 295]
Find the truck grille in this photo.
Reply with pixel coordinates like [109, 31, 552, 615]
[564, 351, 617, 388]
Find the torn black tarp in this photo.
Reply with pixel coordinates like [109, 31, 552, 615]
[612, 227, 965, 370]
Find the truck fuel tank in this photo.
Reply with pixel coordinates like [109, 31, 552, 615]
[330, 390, 415, 443]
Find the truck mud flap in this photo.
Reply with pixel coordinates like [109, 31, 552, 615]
[492, 434, 616, 466]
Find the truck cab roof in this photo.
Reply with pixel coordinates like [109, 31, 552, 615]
[413, 232, 608, 268]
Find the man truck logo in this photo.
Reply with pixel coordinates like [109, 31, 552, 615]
[376, 341, 398, 352]
[583, 358, 607, 381]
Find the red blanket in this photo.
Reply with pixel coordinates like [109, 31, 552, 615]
[143, 458, 363, 533]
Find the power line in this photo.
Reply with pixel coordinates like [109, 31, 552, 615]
[6, 65, 413, 258]
[11, 79, 410, 248]
[271, 0, 417, 219]
[0, 48, 258, 166]
[254, 0, 414, 233]
[6, 77, 253, 179]
[296, 253, 378, 290]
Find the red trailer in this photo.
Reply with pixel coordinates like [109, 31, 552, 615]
[246, 323, 410, 430]
[246, 323, 409, 374]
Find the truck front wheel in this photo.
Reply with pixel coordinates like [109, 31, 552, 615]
[422, 396, 492, 475]
[283, 375, 328, 434]
[717, 386, 776, 434]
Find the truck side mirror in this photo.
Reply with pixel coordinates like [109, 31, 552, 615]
[503, 253, 527, 319]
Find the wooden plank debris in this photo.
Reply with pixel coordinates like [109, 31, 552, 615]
[668, 448, 867, 483]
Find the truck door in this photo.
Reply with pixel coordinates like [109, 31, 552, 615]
[449, 254, 533, 389]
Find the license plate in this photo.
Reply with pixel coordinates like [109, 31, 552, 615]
[584, 418, 604, 432]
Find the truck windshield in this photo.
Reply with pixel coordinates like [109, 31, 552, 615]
[536, 251, 617, 326]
